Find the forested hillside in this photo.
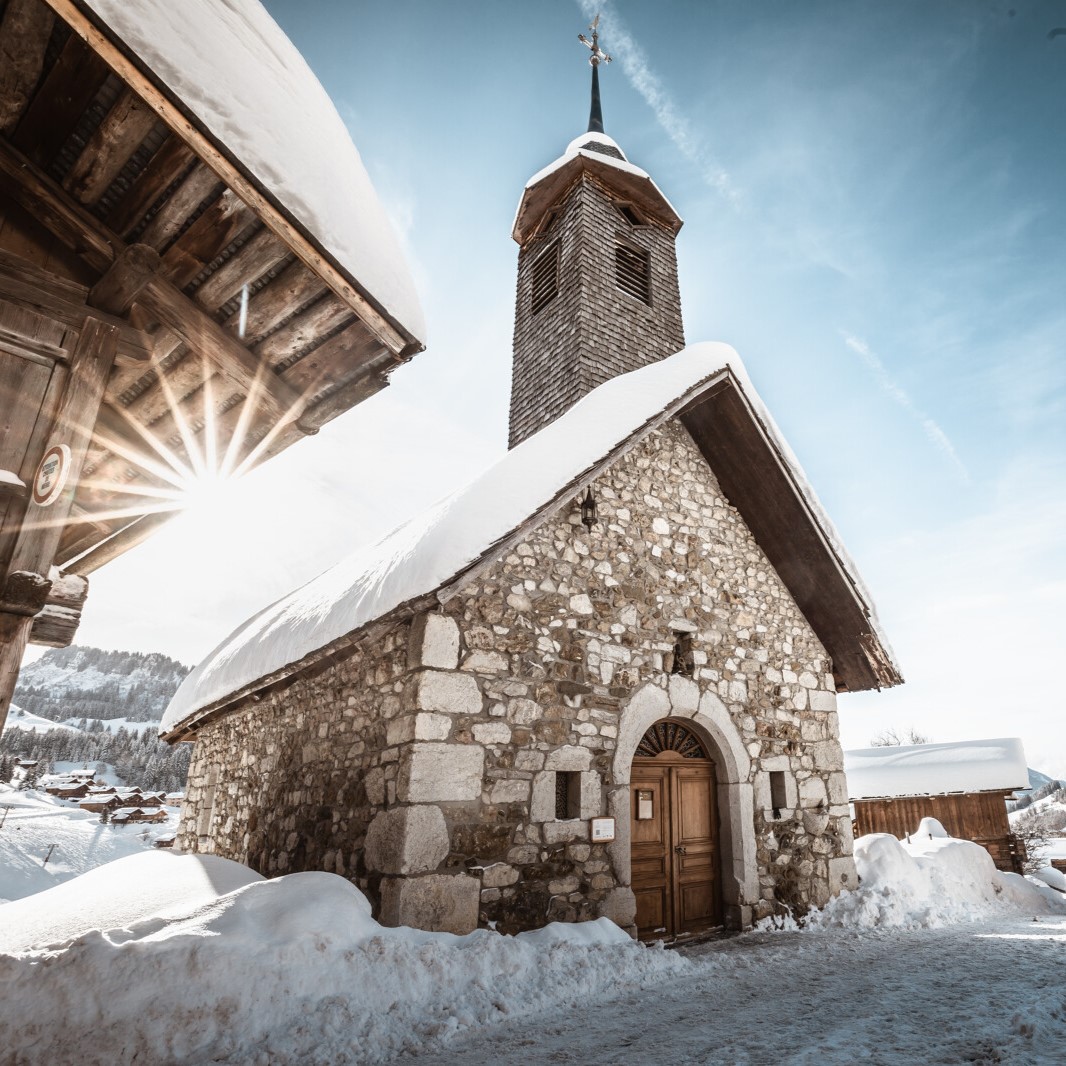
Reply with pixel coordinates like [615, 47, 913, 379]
[13, 647, 190, 723]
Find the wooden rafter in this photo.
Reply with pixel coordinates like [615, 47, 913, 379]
[45, 0, 415, 357]
[0, 0, 56, 134]
[0, 135, 304, 424]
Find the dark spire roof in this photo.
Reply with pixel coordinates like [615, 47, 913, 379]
[588, 62, 604, 133]
[578, 17, 612, 134]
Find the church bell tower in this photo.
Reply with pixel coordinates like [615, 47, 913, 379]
[508, 18, 686, 448]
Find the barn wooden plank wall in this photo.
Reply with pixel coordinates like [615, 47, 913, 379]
[853, 791, 1023, 873]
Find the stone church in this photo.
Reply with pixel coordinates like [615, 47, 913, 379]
[163, 46, 902, 940]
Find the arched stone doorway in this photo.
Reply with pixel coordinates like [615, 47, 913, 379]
[631, 718, 721, 939]
[608, 680, 758, 932]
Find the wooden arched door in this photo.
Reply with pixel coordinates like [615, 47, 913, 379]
[631, 719, 722, 940]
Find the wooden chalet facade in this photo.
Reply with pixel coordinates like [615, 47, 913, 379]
[0, 0, 425, 734]
[845, 739, 1029, 873]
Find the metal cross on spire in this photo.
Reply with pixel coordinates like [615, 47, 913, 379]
[578, 13, 612, 134]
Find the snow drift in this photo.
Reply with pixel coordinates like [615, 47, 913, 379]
[0, 857, 689, 1065]
[809, 822, 1066, 931]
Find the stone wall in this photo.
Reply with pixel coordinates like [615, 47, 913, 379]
[178, 418, 856, 934]
[509, 173, 685, 447]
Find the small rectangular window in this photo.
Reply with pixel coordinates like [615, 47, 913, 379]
[669, 632, 694, 677]
[769, 771, 787, 819]
[555, 771, 580, 820]
[531, 240, 560, 314]
[615, 241, 650, 304]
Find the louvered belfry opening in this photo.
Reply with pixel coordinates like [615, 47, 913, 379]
[530, 240, 560, 314]
[615, 241, 650, 304]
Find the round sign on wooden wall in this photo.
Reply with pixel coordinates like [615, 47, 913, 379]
[32, 444, 72, 507]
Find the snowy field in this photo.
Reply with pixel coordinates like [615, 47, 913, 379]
[0, 785, 177, 903]
[1, 823, 1065, 1064]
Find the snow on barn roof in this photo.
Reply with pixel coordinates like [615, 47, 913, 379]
[162, 342, 899, 738]
[845, 739, 1030, 800]
[83, 0, 425, 343]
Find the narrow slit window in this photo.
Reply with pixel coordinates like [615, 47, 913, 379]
[769, 771, 787, 819]
[531, 240, 560, 315]
[615, 241, 650, 303]
[555, 771, 580, 820]
[670, 631, 694, 677]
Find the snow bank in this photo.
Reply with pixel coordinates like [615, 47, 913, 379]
[84, 0, 424, 342]
[0, 860, 689, 1065]
[809, 831, 1066, 931]
[165, 342, 896, 732]
[845, 738, 1029, 799]
[0, 851, 260, 953]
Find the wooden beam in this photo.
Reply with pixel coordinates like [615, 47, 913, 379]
[11, 29, 109, 167]
[139, 276, 303, 424]
[44, 0, 416, 355]
[0, 134, 116, 272]
[0, 316, 119, 734]
[296, 369, 390, 435]
[279, 321, 385, 398]
[88, 243, 160, 316]
[160, 188, 255, 290]
[64, 509, 171, 574]
[0, 138, 301, 423]
[0, 0, 56, 134]
[223, 258, 323, 343]
[192, 226, 288, 312]
[63, 86, 158, 205]
[105, 325, 182, 401]
[0, 248, 152, 365]
[28, 568, 88, 647]
[253, 296, 353, 367]
[105, 133, 194, 237]
[136, 163, 219, 251]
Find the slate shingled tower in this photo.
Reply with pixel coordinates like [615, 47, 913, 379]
[508, 29, 686, 448]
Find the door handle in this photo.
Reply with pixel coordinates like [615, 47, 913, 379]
[674, 845, 687, 854]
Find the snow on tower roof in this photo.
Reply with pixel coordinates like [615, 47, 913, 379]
[513, 131, 682, 243]
[844, 739, 1030, 800]
[83, 0, 425, 343]
[162, 342, 900, 738]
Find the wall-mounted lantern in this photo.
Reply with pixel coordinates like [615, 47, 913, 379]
[580, 486, 598, 530]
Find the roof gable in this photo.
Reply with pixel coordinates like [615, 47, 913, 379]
[163, 343, 900, 738]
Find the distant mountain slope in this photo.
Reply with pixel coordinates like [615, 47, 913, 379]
[14, 647, 191, 723]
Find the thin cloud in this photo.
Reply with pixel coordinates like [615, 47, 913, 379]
[841, 331, 969, 483]
[577, 0, 735, 200]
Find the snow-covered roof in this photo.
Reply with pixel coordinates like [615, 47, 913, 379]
[83, 0, 425, 344]
[513, 130, 681, 243]
[845, 739, 1030, 800]
[163, 342, 898, 737]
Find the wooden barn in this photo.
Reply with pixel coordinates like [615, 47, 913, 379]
[845, 738, 1029, 872]
[0, 0, 426, 733]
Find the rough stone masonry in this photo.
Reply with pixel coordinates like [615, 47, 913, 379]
[178, 418, 857, 935]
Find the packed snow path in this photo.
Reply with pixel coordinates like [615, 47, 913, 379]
[413, 917, 1066, 1065]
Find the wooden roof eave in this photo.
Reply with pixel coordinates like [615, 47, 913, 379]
[48, 0, 424, 359]
[513, 153, 683, 244]
[679, 374, 903, 693]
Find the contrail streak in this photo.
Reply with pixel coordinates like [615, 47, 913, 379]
[841, 331, 969, 483]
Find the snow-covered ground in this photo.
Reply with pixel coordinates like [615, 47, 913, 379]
[1, 823, 1064, 1064]
[3, 704, 81, 734]
[0, 785, 177, 903]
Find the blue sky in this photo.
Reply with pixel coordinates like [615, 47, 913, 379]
[67, 1, 1066, 773]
